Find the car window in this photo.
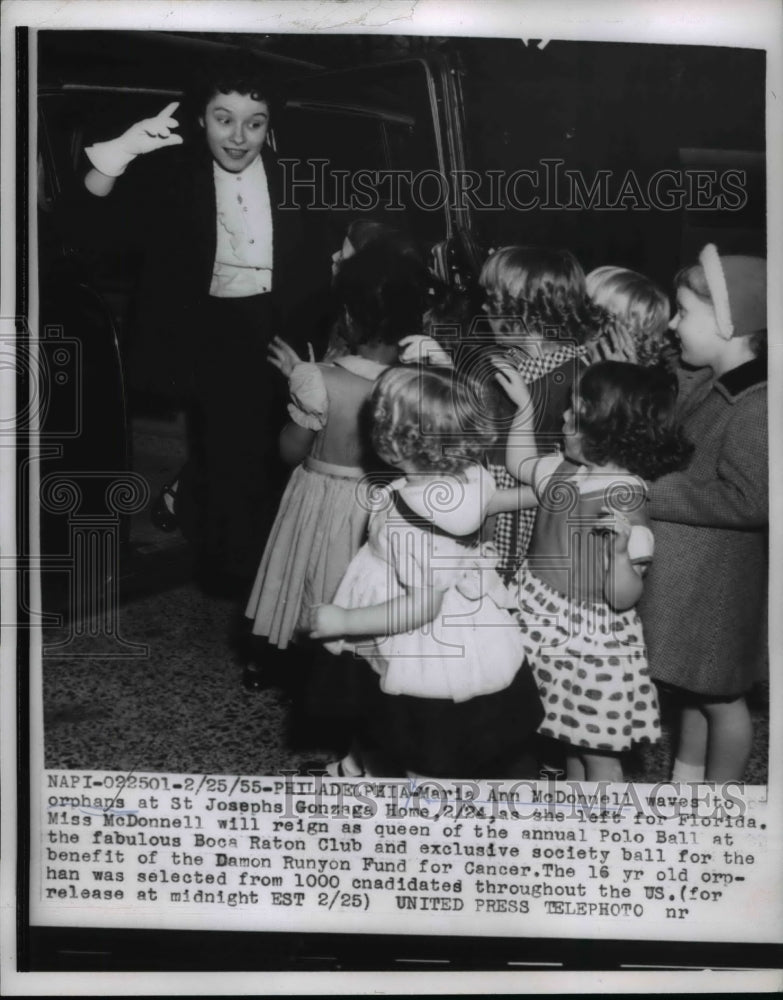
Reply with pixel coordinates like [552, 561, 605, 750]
[277, 60, 445, 251]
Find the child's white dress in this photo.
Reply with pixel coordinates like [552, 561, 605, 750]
[325, 464, 529, 703]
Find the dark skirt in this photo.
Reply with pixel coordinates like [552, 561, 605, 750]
[308, 650, 544, 778]
[189, 293, 289, 581]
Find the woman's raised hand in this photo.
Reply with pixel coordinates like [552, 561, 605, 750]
[268, 336, 315, 377]
[119, 102, 184, 156]
[85, 102, 184, 178]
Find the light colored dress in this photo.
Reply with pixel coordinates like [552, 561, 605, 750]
[245, 355, 387, 649]
[325, 464, 528, 703]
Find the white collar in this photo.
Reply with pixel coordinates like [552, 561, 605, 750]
[212, 155, 264, 183]
[333, 355, 389, 380]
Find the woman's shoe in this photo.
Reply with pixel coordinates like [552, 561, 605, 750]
[150, 483, 179, 532]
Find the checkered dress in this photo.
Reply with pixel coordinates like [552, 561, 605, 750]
[490, 344, 588, 580]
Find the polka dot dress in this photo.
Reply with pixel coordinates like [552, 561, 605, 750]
[513, 563, 660, 752]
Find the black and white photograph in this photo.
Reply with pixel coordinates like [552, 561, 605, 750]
[3, 0, 782, 992]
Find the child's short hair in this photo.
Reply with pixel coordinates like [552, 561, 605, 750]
[333, 244, 431, 347]
[576, 361, 693, 481]
[371, 366, 496, 475]
[479, 246, 608, 346]
[586, 266, 671, 367]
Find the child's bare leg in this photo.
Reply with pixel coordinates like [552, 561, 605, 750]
[582, 750, 624, 782]
[703, 696, 752, 782]
[566, 753, 586, 780]
[672, 704, 708, 780]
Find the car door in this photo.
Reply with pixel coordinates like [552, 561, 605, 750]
[275, 52, 479, 287]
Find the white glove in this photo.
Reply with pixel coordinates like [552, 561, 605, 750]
[85, 101, 183, 177]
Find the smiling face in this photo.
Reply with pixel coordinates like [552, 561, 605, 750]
[200, 91, 269, 173]
[669, 286, 722, 369]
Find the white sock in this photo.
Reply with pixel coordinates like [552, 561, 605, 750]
[671, 758, 706, 782]
[326, 751, 364, 778]
[162, 480, 179, 514]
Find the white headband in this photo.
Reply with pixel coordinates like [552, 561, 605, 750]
[698, 243, 734, 339]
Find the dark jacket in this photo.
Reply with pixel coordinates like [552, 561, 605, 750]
[57, 143, 304, 398]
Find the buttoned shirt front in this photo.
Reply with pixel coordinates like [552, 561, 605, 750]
[210, 156, 274, 297]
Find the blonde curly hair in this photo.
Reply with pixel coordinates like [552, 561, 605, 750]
[586, 265, 671, 367]
[371, 366, 497, 475]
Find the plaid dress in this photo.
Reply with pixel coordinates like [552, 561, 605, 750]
[490, 343, 589, 579]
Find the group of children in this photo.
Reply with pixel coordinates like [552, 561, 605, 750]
[244, 228, 768, 783]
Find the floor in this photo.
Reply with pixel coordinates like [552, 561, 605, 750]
[41, 411, 770, 784]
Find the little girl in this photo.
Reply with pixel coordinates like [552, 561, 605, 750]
[245, 244, 430, 650]
[496, 359, 692, 780]
[310, 365, 544, 778]
[479, 246, 613, 577]
[639, 245, 767, 782]
[585, 265, 673, 368]
[323, 219, 425, 360]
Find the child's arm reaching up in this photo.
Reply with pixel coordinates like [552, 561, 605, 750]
[310, 585, 447, 641]
[485, 484, 538, 515]
[600, 508, 646, 611]
[268, 335, 316, 377]
[274, 352, 325, 465]
[493, 362, 540, 484]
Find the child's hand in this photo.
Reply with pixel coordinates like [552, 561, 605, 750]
[493, 359, 533, 411]
[598, 506, 632, 555]
[586, 325, 639, 365]
[268, 336, 314, 377]
[309, 603, 348, 639]
[398, 335, 453, 367]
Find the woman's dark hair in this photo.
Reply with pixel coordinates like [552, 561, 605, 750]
[333, 243, 432, 347]
[189, 51, 280, 120]
[576, 361, 693, 480]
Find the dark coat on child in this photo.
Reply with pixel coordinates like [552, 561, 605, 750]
[638, 357, 768, 696]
